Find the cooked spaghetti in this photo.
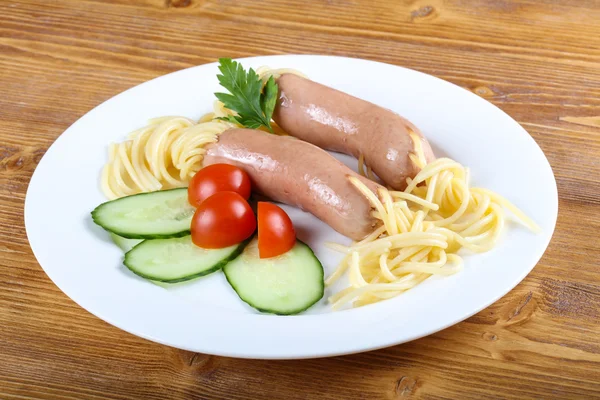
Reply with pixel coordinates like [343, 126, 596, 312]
[100, 102, 237, 199]
[325, 134, 540, 309]
[256, 66, 307, 82]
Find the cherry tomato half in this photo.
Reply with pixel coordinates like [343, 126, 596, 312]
[188, 164, 251, 207]
[191, 191, 256, 249]
[257, 202, 296, 258]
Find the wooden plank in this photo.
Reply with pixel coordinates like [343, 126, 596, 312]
[1, 0, 599, 399]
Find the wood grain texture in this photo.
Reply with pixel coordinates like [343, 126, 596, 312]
[1, 0, 600, 398]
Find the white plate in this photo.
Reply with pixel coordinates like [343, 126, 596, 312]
[25, 55, 558, 359]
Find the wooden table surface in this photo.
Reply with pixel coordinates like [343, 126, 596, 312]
[2, 0, 600, 398]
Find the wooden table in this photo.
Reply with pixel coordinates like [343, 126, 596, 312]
[2, 0, 599, 398]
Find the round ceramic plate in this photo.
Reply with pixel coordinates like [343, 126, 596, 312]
[25, 55, 558, 359]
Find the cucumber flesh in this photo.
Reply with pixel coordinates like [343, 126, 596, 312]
[223, 238, 324, 315]
[124, 236, 246, 283]
[92, 188, 194, 239]
[109, 234, 178, 287]
[110, 233, 143, 252]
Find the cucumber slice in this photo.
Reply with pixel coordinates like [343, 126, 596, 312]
[124, 236, 246, 283]
[223, 238, 324, 315]
[92, 188, 195, 239]
[110, 233, 143, 252]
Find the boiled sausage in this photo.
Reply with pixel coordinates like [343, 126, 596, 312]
[273, 74, 435, 190]
[203, 129, 382, 240]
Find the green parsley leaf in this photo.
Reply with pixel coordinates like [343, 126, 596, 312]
[214, 58, 278, 133]
[261, 76, 277, 123]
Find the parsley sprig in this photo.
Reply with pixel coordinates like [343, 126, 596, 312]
[215, 58, 278, 133]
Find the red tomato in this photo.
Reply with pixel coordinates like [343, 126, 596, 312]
[191, 191, 256, 249]
[257, 202, 296, 258]
[188, 164, 251, 207]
